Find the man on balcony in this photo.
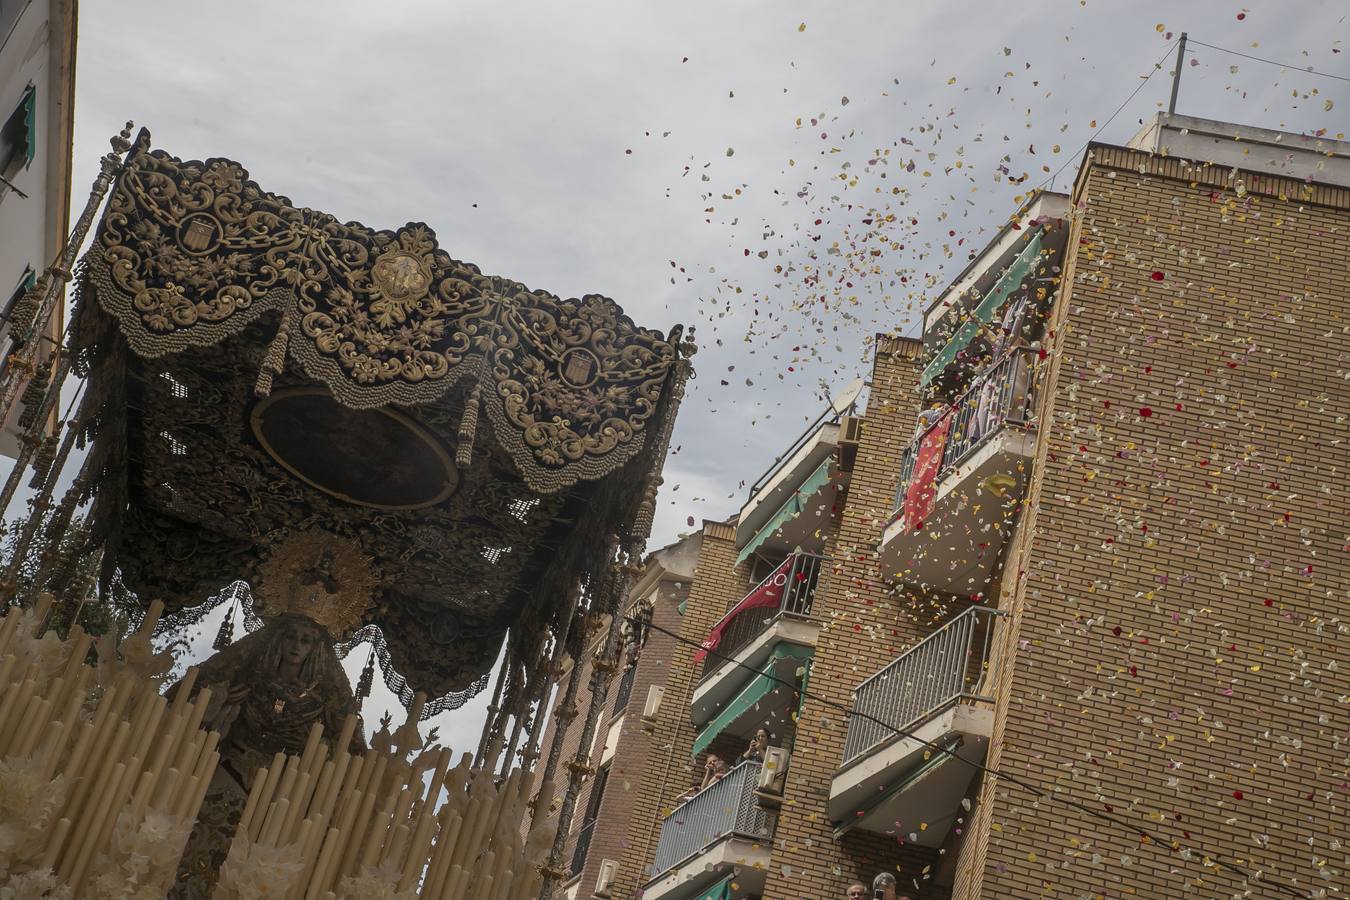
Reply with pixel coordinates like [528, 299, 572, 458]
[846, 881, 868, 899]
[700, 752, 729, 789]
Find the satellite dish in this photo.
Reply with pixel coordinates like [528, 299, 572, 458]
[830, 377, 864, 414]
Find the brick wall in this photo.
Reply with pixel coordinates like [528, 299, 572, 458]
[612, 520, 752, 898]
[953, 150, 1350, 897]
[762, 335, 951, 900]
[569, 577, 691, 896]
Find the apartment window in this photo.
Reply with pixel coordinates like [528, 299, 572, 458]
[570, 764, 609, 875]
[0, 84, 36, 178]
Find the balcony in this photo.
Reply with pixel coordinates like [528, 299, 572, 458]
[734, 397, 858, 567]
[829, 606, 1002, 845]
[642, 760, 775, 900]
[877, 348, 1039, 595]
[690, 554, 823, 739]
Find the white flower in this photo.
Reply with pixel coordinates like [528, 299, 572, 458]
[0, 759, 68, 871]
[0, 867, 72, 899]
[336, 863, 419, 900]
[215, 840, 305, 899]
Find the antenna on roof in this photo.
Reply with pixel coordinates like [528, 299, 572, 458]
[1168, 32, 1189, 116]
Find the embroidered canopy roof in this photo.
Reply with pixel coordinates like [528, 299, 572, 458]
[69, 131, 689, 710]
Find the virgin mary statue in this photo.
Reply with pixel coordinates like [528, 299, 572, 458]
[167, 531, 373, 898]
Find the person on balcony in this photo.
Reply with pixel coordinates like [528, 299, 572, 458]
[914, 404, 945, 439]
[846, 881, 869, 899]
[984, 294, 1035, 428]
[739, 726, 771, 764]
[700, 752, 730, 788]
[871, 872, 911, 900]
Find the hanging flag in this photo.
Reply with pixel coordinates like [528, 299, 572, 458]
[903, 411, 952, 531]
[694, 555, 795, 664]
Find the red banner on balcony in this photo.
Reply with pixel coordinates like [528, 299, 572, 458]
[695, 556, 795, 664]
[903, 410, 951, 530]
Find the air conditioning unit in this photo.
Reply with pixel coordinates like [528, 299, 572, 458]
[837, 415, 863, 472]
[641, 686, 663, 726]
[755, 746, 789, 807]
[593, 858, 618, 897]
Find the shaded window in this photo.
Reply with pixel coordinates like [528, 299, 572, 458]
[0, 84, 36, 178]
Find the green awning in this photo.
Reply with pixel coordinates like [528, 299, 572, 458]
[693, 643, 814, 756]
[696, 874, 734, 900]
[21, 86, 35, 168]
[919, 231, 1044, 387]
[735, 457, 834, 566]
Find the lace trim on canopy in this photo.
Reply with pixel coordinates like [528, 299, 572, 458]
[155, 581, 490, 720]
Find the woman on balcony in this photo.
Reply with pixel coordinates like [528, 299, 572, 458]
[739, 727, 771, 764]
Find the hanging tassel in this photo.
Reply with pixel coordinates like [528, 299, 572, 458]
[455, 380, 481, 468]
[7, 274, 48, 345]
[29, 433, 58, 488]
[356, 646, 377, 700]
[254, 311, 292, 397]
[16, 358, 52, 431]
[213, 600, 236, 651]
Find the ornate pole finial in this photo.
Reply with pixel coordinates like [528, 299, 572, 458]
[111, 120, 135, 156]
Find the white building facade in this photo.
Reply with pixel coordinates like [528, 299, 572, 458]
[0, 0, 76, 458]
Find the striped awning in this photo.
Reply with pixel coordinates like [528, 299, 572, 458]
[693, 643, 813, 756]
[735, 457, 834, 566]
[696, 874, 734, 900]
[919, 231, 1043, 387]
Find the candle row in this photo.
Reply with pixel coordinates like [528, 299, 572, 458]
[218, 701, 559, 899]
[0, 595, 219, 898]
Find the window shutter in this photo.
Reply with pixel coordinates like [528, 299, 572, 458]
[1, 85, 36, 176]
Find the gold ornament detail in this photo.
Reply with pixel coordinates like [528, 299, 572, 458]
[252, 530, 377, 639]
[83, 142, 676, 492]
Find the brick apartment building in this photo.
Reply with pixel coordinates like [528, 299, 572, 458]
[541, 530, 702, 900]
[544, 112, 1349, 900]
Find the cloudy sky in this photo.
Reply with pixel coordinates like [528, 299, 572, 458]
[68, 0, 1346, 750]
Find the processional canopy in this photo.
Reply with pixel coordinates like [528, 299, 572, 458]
[69, 130, 689, 712]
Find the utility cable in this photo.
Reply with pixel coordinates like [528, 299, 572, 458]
[1188, 38, 1350, 85]
[630, 613, 1312, 899]
[1036, 38, 1180, 193]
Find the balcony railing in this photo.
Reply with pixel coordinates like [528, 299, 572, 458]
[570, 818, 596, 877]
[841, 606, 1002, 767]
[613, 663, 637, 715]
[893, 347, 1038, 512]
[700, 553, 825, 679]
[651, 760, 775, 876]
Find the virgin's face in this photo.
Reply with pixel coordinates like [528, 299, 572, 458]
[279, 622, 320, 669]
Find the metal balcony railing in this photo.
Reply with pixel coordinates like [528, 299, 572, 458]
[892, 347, 1039, 513]
[570, 818, 596, 878]
[612, 663, 637, 715]
[745, 400, 855, 502]
[699, 553, 826, 680]
[650, 760, 775, 877]
[841, 606, 1003, 767]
